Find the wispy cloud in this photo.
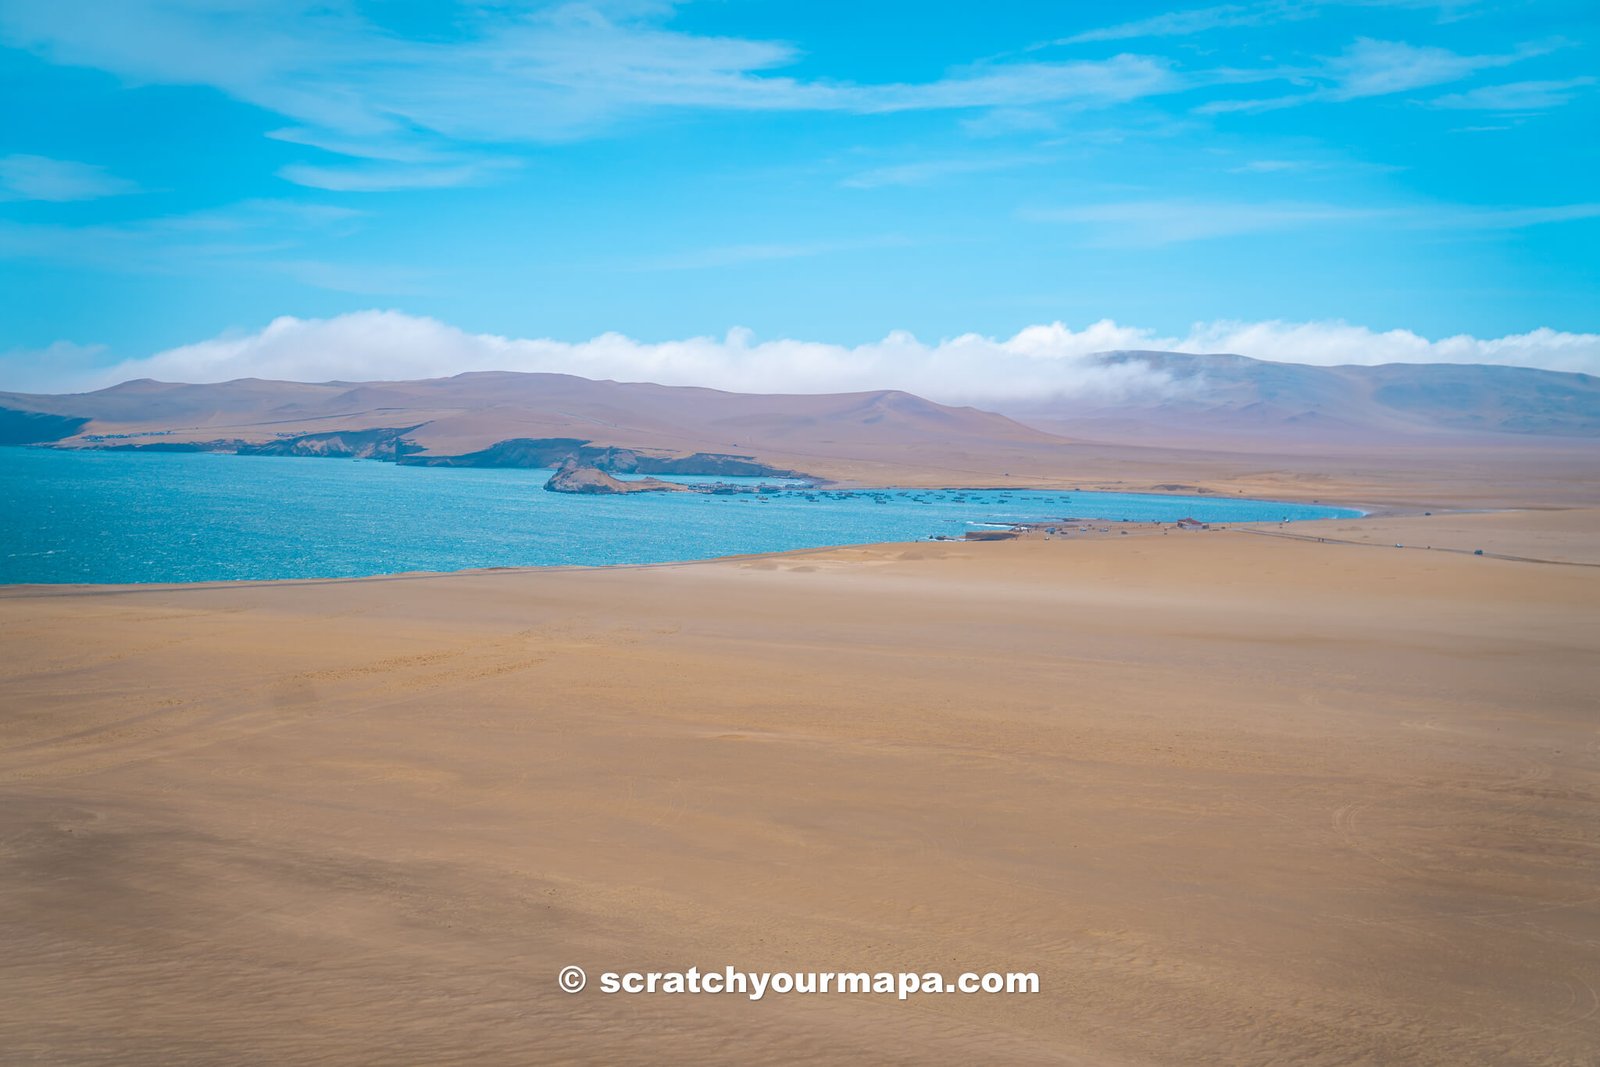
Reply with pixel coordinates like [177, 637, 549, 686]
[1199, 37, 1549, 113]
[1430, 203, 1600, 228]
[21, 311, 1598, 399]
[1324, 37, 1545, 100]
[0, 219, 282, 273]
[0, 154, 138, 202]
[0, 1, 1180, 190]
[1026, 197, 1600, 245]
[0, 199, 404, 294]
[635, 235, 912, 271]
[263, 127, 450, 165]
[273, 260, 436, 296]
[1056, 0, 1498, 47]
[1432, 76, 1596, 111]
[277, 159, 517, 192]
[841, 156, 1045, 189]
[858, 56, 1178, 112]
[1224, 157, 1402, 175]
[959, 107, 1060, 137]
[0, 340, 110, 393]
[1024, 199, 1376, 245]
[1052, 3, 1287, 46]
[167, 199, 366, 234]
[1228, 158, 1324, 173]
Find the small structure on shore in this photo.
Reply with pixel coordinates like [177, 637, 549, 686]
[1174, 517, 1209, 531]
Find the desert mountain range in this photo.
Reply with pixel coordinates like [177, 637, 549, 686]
[2, 353, 1595, 489]
[0, 370, 1061, 480]
[1002, 351, 1600, 442]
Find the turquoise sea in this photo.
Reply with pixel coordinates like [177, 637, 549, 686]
[0, 448, 1361, 584]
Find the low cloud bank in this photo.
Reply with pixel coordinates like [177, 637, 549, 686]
[10, 311, 1599, 405]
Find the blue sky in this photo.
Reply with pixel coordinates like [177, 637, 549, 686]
[0, 0, 1597, 393]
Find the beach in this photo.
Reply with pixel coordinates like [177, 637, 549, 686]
[3, 505, 1597, 1065]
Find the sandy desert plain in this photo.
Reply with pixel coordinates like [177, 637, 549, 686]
[2, 433, 1598, 1066]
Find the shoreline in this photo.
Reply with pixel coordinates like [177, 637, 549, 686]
[2, 450, 1375, 587]
[10, 506, 1600, 597]
[12, 435, 1599, 510]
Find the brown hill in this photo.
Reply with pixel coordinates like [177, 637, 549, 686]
[0, 372, 1072, 483]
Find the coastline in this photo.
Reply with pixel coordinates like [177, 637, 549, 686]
[13, 506, 1600, 596]
[2, 447, 1370, 586]
[12, 427, 1599, 509]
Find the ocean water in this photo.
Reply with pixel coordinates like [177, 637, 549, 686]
[0, 448, 1361, 584]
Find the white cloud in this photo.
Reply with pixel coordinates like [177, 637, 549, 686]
[21, 311, 1596, 404]
[1054, 4, 1276, 45]
[1178, 320, 1600, 374]
[859, 56, 1176, 112]
[1432, 76, 1596, 111]
[1024, 199, 1378, 244]
[1324, 37, 1532, 99]
[1198, 37, 1547, 113]
[0, 154, 138, 201]
[62, 313, 1175, 402]
[1051, 0, 1498, 50]
[0, 0, 1179, 183]
[277, 159, 516, 192]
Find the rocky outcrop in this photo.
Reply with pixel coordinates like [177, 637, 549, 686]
[58, 428, 815, 481]
[88, 427, 423, 460]
[543, 458, 688, 494]
[100, 439, 251, 453]
[0, 407, 90, 445]
[405, 437, 603, 469]
[240, 426, 424, 461]
[631, 452, 793, 477]
[404, 437, 800, 478]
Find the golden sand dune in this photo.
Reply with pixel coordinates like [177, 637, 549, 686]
[2, 508, 1597, 1064]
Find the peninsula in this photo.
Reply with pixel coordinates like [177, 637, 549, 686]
[543, 457, 688, 494]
